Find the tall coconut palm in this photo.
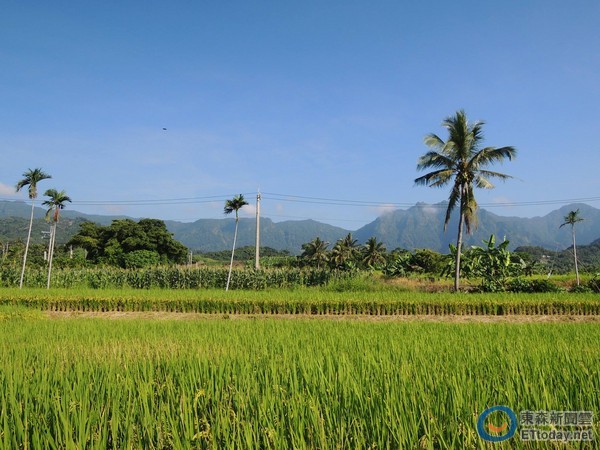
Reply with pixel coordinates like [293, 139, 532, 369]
[560, 209, 584, 286]
[224, 194, 249, 291]
[42, 189, 71, 289]
[15, 168, 52, 288]
[415, 110, 516, 291]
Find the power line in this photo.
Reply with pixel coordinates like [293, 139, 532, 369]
[4, 191, 599, 210]
[262, 192, 600, 209]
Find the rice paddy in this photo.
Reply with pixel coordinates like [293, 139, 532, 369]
[0, 304, 598, 449]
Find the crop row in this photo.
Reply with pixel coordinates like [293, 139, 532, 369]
[2, 289, 600, 315]
[0, 266, 350, 289]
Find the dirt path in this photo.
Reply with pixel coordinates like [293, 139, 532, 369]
[44, 311, 600, 323]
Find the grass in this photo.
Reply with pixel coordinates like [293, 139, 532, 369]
[0, 314, 597, 448]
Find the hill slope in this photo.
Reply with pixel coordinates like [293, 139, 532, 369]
[353, 202, 600, 252]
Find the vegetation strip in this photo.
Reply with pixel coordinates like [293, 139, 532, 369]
[43, 310, 600, 322]
[1, 288, 599, 315]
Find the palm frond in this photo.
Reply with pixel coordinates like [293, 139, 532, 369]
[476, 169, 514, 181]
[423, 133, 446, 150]
[16, 168, 52, 199]
[470, 146, 517, 168]
[414, 168, 454, 187]
[443, 183, 461, 229]
[560, 209, 584, 228]
[474, 174, 494, 189]
[416, 150, 455, 171]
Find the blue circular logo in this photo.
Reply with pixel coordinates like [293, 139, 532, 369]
[477, 405, 518, 442]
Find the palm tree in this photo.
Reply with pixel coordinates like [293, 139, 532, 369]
[362, 237, 387, 269]
[15, 168, 52, 288]
[301, 237, 330, 269]
[330, 233, 358, 269]
[415, 110, 516, 291]
[560, 209, 584, 286]
[224, 194, 249, 291]
[42, 189, 71, 289]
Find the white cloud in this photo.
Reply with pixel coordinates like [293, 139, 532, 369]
[369, 204, 397, 216]
[241, 203, 256, 217]
[0, 182, 18, 197]
[419, 204, 439, 215]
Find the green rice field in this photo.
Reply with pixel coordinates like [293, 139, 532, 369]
[0, 305, 598, 449]
[2, 287, 600, 316]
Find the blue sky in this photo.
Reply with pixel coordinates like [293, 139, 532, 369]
[1, 1, 599, 230]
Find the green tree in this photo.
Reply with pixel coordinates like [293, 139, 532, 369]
[42, 189, 71, 289]
[15, 168, 52, 288]
[67, 219, 188, 267]
[300, 237, 330, 269]
[560, 209, 584, 285]
[224, 194, 249, 291]
[410, 249, 445, 274]
[330, 233, 358, 270]
[415, 110, 516, 291]
[362, 237, 387, 269]
[67, 221, 103, 261]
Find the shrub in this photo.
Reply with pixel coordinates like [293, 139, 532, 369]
[506, 278, 561, 293]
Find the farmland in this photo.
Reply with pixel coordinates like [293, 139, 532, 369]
[1, 286, 599, 449]
[0, 307, 598, 449]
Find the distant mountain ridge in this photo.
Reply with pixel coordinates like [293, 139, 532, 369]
[353, 202, 600, 253]
[1, 200, 598, 254]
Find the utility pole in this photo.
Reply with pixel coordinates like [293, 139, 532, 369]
[255, 190, 261, 269]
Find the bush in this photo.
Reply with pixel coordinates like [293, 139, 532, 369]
[506, 278, 561, 293]
[570, 284, 593, 293]
[587, 274, 600, 293]
[325, 274, 379, 292]
[122, 250, 161, 269]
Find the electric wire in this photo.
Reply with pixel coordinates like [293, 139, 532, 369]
[3, 192, 599, 209]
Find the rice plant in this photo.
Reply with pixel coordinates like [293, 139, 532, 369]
[0, 315, 597, 448]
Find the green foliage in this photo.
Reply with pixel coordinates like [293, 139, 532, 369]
[300, 237, 330, 269]
[361, 237, 387, 269]
[122, 250, 161, 269]
[324, 273, 380, 292]
[383, 249, 445, 277]
[444, 235, 525, 292]
[0, 265, 348, 290]
[505, 278, 562, 293]
[382, 250, 412, 277]
[68, 219, 188, 267]
[410, 248, 446, 274]
[587, 273, 600, 293]
[201, 246, 290, 262]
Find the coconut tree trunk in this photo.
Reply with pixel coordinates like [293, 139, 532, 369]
[454, 210, 465, 292]
[46, 223, 56, 289]
[573, 227, 580, 286]
[226, 217, 239, 291]
[19, 201, 36, 289]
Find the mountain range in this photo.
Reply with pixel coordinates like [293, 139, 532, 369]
[1, 200, 598, 254]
